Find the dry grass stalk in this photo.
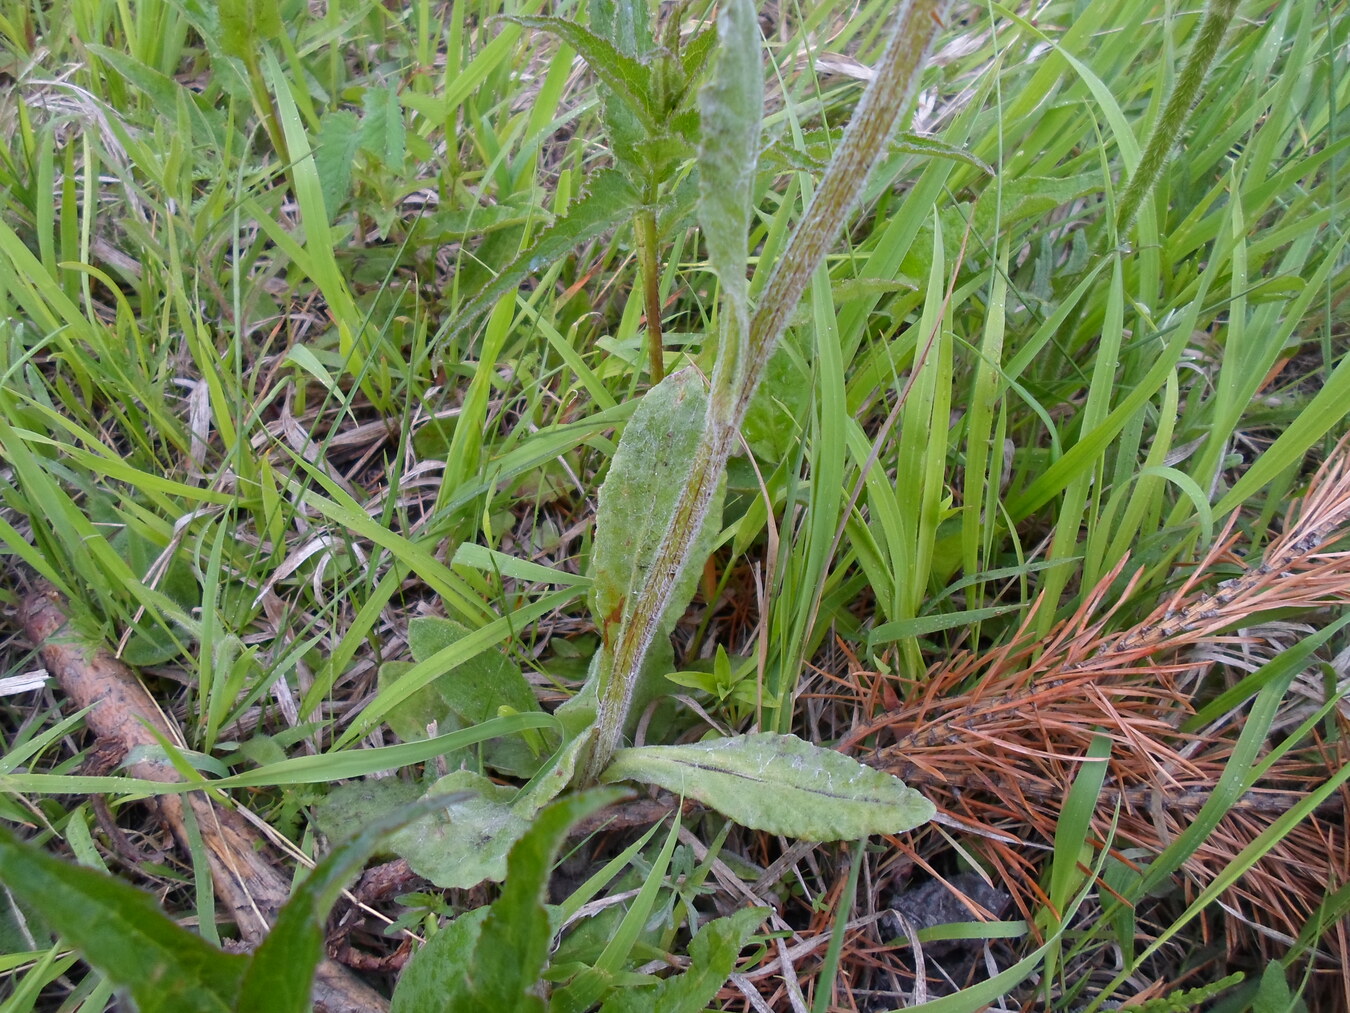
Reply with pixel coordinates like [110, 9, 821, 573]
[847, 437, 1350, 1005]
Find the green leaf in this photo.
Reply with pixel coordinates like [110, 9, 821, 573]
[589, 0, 652, 59]
[1251, 961, 1295, 1013]
[389, 788, 629, 1012]
[312, 779, 424, 844]
[503, 15, 657, 129]
[601, 733, 934, 840]
[477, 788, 629, 1008]
[892, 131, 994, 174]
[589, 367, 720, 654]
[867, 604, 1026, 647]
[217, 0, 283, 60]
[239, 796, 455, 1012]
[386, 770, 532, 890]
[0, 824, 247, 1012]
[599, 906, 765, 1013]
[696, 0, 760, 304]
[313, 110, 362, 222]
[389, 907, 491, 1013]
[358, 84, 406, 168]
[445, 168, 642, 346]
[696, 0, 760, 393]
[404, 617, 542, 722]
[388, 616, 549, 776]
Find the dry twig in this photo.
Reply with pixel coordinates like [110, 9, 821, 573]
[19, 586, 390, 1013]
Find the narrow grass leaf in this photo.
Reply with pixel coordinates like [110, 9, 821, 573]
[868, 604, 1025, 647]
[598, 906, 765, 1013]
[602, 732, 934, 840]
[443, 169, 642, 347]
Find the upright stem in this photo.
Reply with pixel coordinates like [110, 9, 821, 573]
[581, 0, 953, 784]
[635, 208, 666, 382]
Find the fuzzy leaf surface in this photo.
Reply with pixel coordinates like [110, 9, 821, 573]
[390, 788, 627, 1011]
[589, 367, 720, 654]
[601, 733, 935, 840]
[696, 0, 761, 375]
[386, 770, 531, 890]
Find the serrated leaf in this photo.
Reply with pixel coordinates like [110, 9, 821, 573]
[218, 0, 282, 59]
[358, 84, 406, 168]
[598, 906, 765, 1013]
[589, 0, 651, 59]
[601, 733, 935, 840]
[445, 168, 642, 346]
[240, 796, 455, 1012]
[503, 15, 657, 129]
[0, 824, 247, 1012]
[314, 110, 362, 222]
[589, 368, 720, 653]
[741, 343, 809, 462]
[420, 201, 554, 243]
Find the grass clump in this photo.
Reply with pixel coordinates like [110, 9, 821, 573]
[0, 0, 1347, 1010]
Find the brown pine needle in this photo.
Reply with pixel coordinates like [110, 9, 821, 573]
[856, 435, 1350, 1006]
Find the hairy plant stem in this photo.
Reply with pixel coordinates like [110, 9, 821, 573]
[635, 207, 666, 381]
[581, 0, 953, 785]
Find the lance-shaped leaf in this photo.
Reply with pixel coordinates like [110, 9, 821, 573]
[601, 732, 935, 840]
[239, 796, 456, 1011]
[589, 367, 722, 654]
[697, 0, 761, 395]
[0, 823, 247, 1012]
[598, 906, 766, 1013]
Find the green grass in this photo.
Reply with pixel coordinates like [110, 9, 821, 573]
[0, 0, 1347, 1009]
